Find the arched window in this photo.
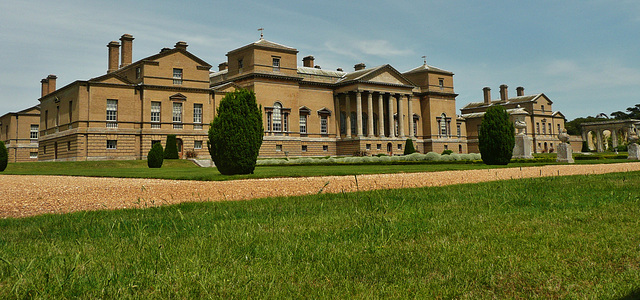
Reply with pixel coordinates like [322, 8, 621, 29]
[439, 113, 449, 137]
[273, 102, 282, 132]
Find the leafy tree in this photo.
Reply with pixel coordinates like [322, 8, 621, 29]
[208, 89, 263, 175]
[479, 106, 515, 165]
[565, 116, 607, 135]
[164, 134, 179, 159]
[403, 139, 416, 155]
[147, 142, 164, 168]
[442, 149, 453, 155]
[611, 104, 640, 120]
[0, 141, 7, 172]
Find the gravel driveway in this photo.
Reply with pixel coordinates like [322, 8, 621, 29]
[2, 162, 639, 219]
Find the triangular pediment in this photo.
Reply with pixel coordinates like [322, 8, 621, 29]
[212, 82, 241, 93]
[360, 65, 415, 86]
[169, 93, 187, 101]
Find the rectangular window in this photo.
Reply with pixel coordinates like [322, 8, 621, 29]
[542, 122, 546, 134]
[283, 113, 288, 132]
[541, 105, 545, 112]
[398, 144, 402, 150]
[557, 124, 561, 134]
[413, 119, 418, 137]
[107, 140, 117, 149]
[457, 124, 461, 137]
[238, 58, 244, 73]
[299, 114, 307, 134]
[536, 123, 540, 134]
[194, 103, 203, 124]
[30, 152, 38, 159]
[366, 144, 371, 150]
[301, 145, 307, 152]
[320, 116, 328, 134]
[323, 145, 328, 152]
[276, 144, 282, 152]
[151, 102, 161, 129]
[173, 68, 183, 85]
[30, 124, 39, 139]
[273, 111, 281, 132]
[377, 144, 381, 150]
[272, 57, 281, 72]
[151, 140, 161, 148]
[67, 141, 71, 151]
[549, 123, 552, 134]
[438, 78, 444, 90]
[173, 102, 182, 123]
[106, 99, 118, 128]
[194, 141, 203, 149]
[136, 67, 141, 79]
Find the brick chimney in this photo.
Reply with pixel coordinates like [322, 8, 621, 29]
[303, 55, 315, 68]
[107, 41, 120, 73]
[174, 41, 188, 51]
[354, 63, 366, 71]
[218, 62, 228, 71]
[516, 86, 524, 97]
[499, 84, 508, 101]
[119, 34, 134, 68]
[483, 87, 491, 105]
[41, 78, 49, 97]
[47, 74, 57, 94]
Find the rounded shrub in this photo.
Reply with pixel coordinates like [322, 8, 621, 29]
[403, 139, 416, 155]
[147, 142, 164, 168]
[0, 141, 7, 172]
[164, 134, 179, 159]
[208, 89, 263, 175]
[479, 105, 515, 165]
[441, 149, 453, 155]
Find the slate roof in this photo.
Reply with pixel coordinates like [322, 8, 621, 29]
[403, 63, 454, 75]
[228, 38, 298, 55]
[461, 94, 545, 110]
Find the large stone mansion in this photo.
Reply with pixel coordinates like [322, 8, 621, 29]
[0, 34, 574, 162]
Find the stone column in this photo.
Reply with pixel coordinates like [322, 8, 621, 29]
[596, 129, 603, 152]
[612, 128, 618, 149]
[367, 92, 374, 138]
[356, 91, 363, 137]
[397, 94, 405, 138]
[345, 93, 352, 138]
[387, 94, 395, 138]
[378, 93, 385, 137]
[406, 94, 413, 137]
[334, 95, 340, 139]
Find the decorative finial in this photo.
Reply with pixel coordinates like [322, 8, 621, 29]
[258, 28, 264, 39]
[422, 56, 426, 65]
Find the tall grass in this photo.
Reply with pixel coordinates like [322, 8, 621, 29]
[1, 172, 639, 298]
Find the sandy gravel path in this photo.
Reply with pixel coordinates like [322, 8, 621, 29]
[2, 162, 640, 219]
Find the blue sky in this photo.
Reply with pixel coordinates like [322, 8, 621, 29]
[1, 0, 639, 120]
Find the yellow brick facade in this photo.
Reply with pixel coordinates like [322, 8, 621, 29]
[0, 105, 40, 162]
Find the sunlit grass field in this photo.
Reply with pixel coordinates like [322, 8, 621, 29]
[1, 172, 639, 298]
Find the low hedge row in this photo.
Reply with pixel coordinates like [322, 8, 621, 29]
[257, 152, 482, 166]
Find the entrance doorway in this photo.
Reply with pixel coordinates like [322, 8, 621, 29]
[387, 142, 392, 155]
[176, 138, 183, 158]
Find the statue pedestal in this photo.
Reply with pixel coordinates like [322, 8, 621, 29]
[629, 143, 640, 160]
[557, 143, 574, 163]
[512, 135, 533, 159]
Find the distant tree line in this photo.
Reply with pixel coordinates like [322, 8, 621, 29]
[565, 103, 639, 135]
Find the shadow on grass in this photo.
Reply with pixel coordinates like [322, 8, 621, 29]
[619, 289, 640, 300]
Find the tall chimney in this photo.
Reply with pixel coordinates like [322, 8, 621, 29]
[174, 41, 188, 51]
[218, 62, 228, 71]
[119, 34, 134, 68]
[483, 87, 491, 105]
[516, 86, 524, 97]
[41, 78, 49, 97]
[47, 75, 57, 94]
[303, 55, 315, 68]
[107, 41, 120, 73]
[354, 63, 366, 71]
[499, 84, 508, 101]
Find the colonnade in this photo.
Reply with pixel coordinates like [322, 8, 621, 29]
[581, 120, 640, 152]
[334, 91, 413, 139]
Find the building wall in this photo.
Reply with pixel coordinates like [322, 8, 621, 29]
[0, 107, 40, 162]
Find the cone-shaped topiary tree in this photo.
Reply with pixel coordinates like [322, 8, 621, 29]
[164, 134, 179, 159]
[403, 138, 416, 155]
[0, 141, 7, 172]
[581, 141, 590, 152]
[479, 105, 515, 165]
[208, 89, 263, 175]
[147, 142, 164, 168]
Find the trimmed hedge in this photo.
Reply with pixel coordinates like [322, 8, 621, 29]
[479, 106, 515, 165]
[208, 89, 263, 175]
[0, 141, 7, 172]
[403, 139, 416, 155]
[164, 135, 179, 159]
[256, 152, 483, 166]
[147, 142, 164, 168]
[442, 149, 453, 155]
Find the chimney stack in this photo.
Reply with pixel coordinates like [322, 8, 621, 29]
[499, 84, 508, 101]
[303, 55, 315, 68]
[354, 63, 366, 71]
[107, 41, 120, 73]
[482, 87, 491, 104]
[41, 78, 49, 97]
[119, 34, 134, 68]
[47, 74, 57, 94]
[174, 41, 188, 51]
[337, 68, 343, 72]
[218, 62, 228, 71]
[516, 86, 524, 97]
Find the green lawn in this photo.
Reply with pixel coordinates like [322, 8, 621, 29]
[1, 172, 639, 298]
[2, 156, 634, 181]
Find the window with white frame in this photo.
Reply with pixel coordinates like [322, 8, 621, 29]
[194, 103, 203, 130]
[536, 123, 540, 134]
[438, 78, 444, 90]
[30, 152, 38, 159]
[548, 123, 552, 134]
[173, 68, 183, 85]
[542, 122, 546, 134]
[194, 140, 203, 149]
[106, 99, 118, 128]
[151, 101, 161, 129]
[299, 114, 307, 134]
[272, 103, 282, 131]
[413, 117, 418, 137]
[320, 115, 328, 134]
[272, 57, 281, 72]
[301, 145, 307, 152]
[173, 102, 183, 129]
[439, 113, 448, 137]
[30, 124, 39, 140]
[457, 123, 461, 137]
[106, 140, 117, 149]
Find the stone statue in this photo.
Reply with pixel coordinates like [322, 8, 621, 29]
[628, 129, 640, 160]
[556, 128, 574, 163]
